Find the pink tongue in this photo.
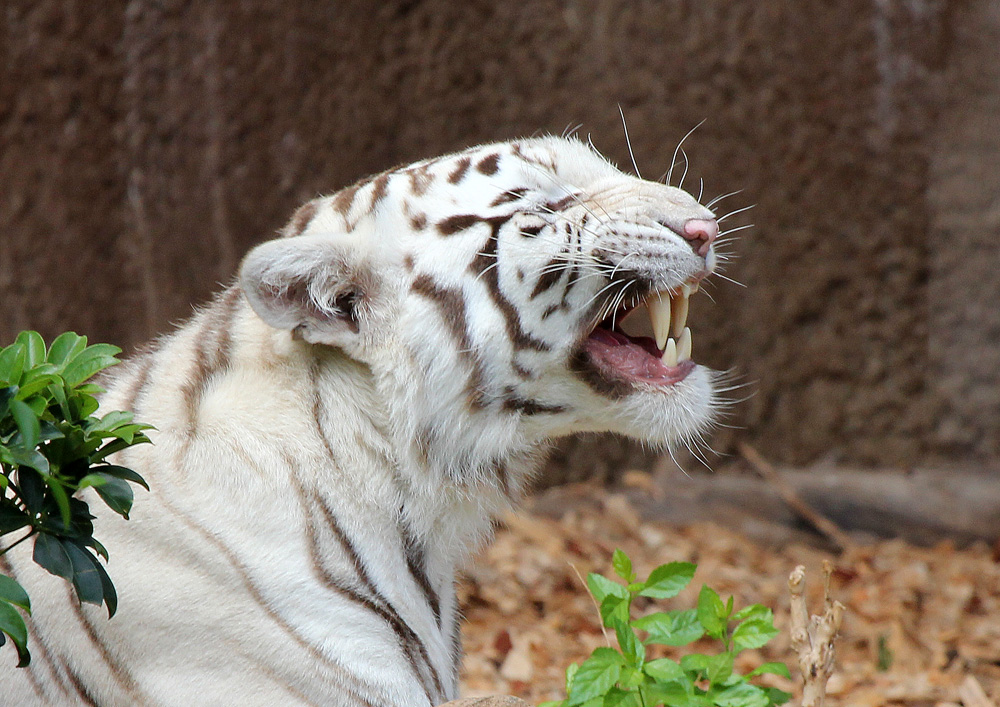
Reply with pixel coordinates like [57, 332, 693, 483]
[584, 330, 694, 384]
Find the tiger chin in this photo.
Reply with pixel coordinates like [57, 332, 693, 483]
[3, 136, 724, 706]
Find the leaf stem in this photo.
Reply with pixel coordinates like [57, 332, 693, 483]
[0, 528, 37, 557]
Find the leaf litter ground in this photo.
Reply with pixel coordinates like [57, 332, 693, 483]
[457, 477, 1000, 706]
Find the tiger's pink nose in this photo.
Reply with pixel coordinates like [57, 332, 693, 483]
[683, 218, 718, 256]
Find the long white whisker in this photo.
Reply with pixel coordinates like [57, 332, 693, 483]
[705, 189, 744, 210]
[618, 104, 641, 178]
[717, 203, 755, 223]
[665, 120, 705, 187]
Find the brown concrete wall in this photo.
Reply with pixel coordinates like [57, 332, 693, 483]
[1, 0, 996, 470]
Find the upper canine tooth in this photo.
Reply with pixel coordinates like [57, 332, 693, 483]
[670, 289, 690, 338]
[647, 292, 672, 351]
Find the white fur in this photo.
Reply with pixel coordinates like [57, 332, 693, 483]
[1, 137, 721, 706]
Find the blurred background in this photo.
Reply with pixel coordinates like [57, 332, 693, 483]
[2, 0, 998, 489]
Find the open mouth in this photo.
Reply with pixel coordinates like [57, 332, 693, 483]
[580, 282, 699, 387]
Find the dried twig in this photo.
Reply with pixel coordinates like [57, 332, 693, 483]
[739, 443, 854, 552]
[789, 561, 845, 707]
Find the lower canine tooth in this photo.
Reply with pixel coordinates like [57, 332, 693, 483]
[662, 338, 678, 367]
[677, 327, 692, 362]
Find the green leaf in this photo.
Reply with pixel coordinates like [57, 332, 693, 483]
[0, 502, 30, 535]
[680, 653, 710, 677]
[0, 599, 30, 667]
[32, 533, 73, 580]
[763, 687, 793, 705]
[90, 465, 149, 491]
[612, 549, 633, 582]
[613, 620, 644, 668]
[713, 682, 770, 707]
[91, 555, 118, 618]
[567, 647, 625, 706]
[90, 474, 135, 519]
[639, 562, 696, 599]
[13, 371, 60, 400]
[643, 657, 685, 682]
[61, 344, 121, 387]
[705, 652, 734, 686]
[16, 331, 47, 368]
[599, 594, 630, 628]
[603, 687, 642, 707]
[46, 332, 87, 368]
[634, 609, 705, 647]
[747, 662, 791, 679]
[0, 343, 26, 386]
[732, 618, 779, 651]
[17, 467, 46, 510]
[696, 585, 729, 640]
[45, 475, 72, 528]
[3, 446, 50, 474]
[587, 572, 629, 604]
[0, 575, 31, 614]
[63, 541, 104, 606]
[9, 399, 40, 451]
[733, 604, 771, 623]
[0, 385, 15, 418]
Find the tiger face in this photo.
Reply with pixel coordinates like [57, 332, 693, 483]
[241, 136, 722, 492]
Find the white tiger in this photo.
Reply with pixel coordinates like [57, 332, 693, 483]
[1, 136, 723, 706]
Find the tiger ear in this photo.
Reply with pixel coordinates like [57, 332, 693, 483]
[239, 235, 372, 350]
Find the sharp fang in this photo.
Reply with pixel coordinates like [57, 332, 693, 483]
[670, 290, 690, 338]
[647, 292, 672, 351]
[662, 338, 678, 367]
[677, 327, 692, 362]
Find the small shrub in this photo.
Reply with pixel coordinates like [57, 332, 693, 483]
[541, 549, 791, 707]
[0, 331, 151, 666]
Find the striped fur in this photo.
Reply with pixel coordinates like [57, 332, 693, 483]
[1, 136, 722, 705]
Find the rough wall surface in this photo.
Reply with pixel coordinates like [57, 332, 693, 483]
[1, 0, 996, 469]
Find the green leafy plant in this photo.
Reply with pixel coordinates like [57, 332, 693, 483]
[541, 549, 791, 707]
[0, 331, 152, 667]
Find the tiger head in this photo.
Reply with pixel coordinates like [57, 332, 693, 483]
[240, 136, 725, 493]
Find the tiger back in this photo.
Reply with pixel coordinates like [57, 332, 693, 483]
[1, 136, 723, 706]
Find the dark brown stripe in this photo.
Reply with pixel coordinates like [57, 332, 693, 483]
[475, 153, 500, 175]
[154, 464, 381, 707]
[469, 218, 551, 352]
[332, 183, 360, 216]
[288, 200, 318, 237]
[501, 394, 567, 416]
[407, 164, 434, 196]
[519, 224, 544, 238]
[63, 664, 100, 706]
[399, 523, 442, 627]
[180, 285, 242, 437]
[369, 173, 390, 209]
[437, 214, 482, 236]
[411, 274, 489, 410]
[68, 597, 147, 704]
[311, 495, 444, 704]
[409, 211, 428, 230]
[0, 555, 60, 700]
[120, 352, 155, 416]
[447, 603, 463, 693]
[529, 258, 565, 300]
[490, 187, 528, 207]
[541, 303, 560, 319]
[447, 156, 472, 184]
[545, 195, 576, 212]
[570, 349, 632, 399]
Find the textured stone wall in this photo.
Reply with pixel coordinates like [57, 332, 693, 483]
[1, 0, 996, 469]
